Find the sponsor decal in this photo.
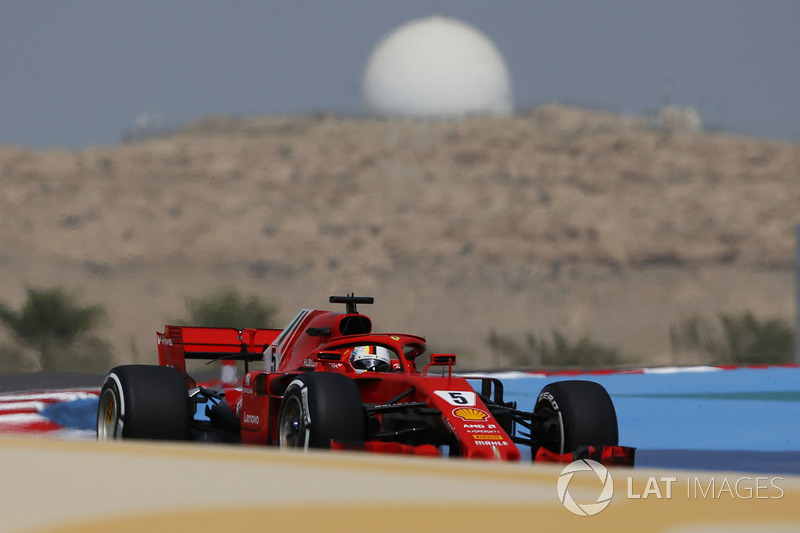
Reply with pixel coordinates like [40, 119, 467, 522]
[243, 413, 260, 425]
[452, 407, 489, 422]
[242, 387, 253, 396]
[474, 440, 508, 446]
[300, 385, 311, 425]
[465, 424, 499, 434]
[390, 336, 400, 341]
[538, 391, 559, 410]
[302, 358, 315, 368]
[441, 415, 457, 436]
[156, 334, 173, 346]
[434, 390, 477, 406]
[472, 434, 504, 440]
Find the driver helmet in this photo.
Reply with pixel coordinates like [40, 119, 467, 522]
[350, 345, 392, 373]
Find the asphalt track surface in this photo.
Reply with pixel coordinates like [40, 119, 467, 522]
[0, 372, 104, 394]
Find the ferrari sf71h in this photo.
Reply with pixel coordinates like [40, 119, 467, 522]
[97, 295, 634, 465]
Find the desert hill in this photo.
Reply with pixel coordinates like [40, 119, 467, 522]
[1, 105, 798, 369]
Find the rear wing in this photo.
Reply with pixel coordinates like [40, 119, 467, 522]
[157, 325, 282, 375]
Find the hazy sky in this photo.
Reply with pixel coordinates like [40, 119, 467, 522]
[2, 1, 798, 148]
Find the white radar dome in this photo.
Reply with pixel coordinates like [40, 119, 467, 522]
[362, 16, 513, 118]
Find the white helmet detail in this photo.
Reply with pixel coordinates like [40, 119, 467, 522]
[350, 345, 393, 373]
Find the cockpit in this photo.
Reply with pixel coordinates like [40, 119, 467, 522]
[315, 335, 427, 374]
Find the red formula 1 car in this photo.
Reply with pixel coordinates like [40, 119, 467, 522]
[97, 295, 634, 465]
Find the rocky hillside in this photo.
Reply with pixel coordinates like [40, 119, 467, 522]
[1, 105, 798, 368]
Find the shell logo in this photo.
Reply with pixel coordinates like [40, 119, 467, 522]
[452, 407, 489, 421]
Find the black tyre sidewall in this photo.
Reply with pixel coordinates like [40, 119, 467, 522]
[100, 365, 191, 440]
[535, 380, 619, 454]
[280, 372, 364, 449]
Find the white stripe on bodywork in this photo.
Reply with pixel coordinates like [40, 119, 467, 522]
[270, 309, 312, 371]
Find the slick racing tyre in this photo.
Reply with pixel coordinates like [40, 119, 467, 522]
[533, 380, 618, 455]
[278, 373, 365, 450]
[97, 365, 191, 440]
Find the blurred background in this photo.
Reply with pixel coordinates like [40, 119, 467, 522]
[0, 1, 798, 372]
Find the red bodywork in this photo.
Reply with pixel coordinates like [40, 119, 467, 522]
[156, 303, 633, 464]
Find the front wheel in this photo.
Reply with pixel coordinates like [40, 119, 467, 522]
[97, 365, 191, 440]
[278, 373, 365, 450]
[533, 380, 619, 455]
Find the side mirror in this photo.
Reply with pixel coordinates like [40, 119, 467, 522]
[424, 353, 456, 376]
[315, 351, 342, 362]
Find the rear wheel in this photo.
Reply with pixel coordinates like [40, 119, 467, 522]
[278, 373, 365, 449]
[97, 365, 191, 440]
[533, 380, 618, 455]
